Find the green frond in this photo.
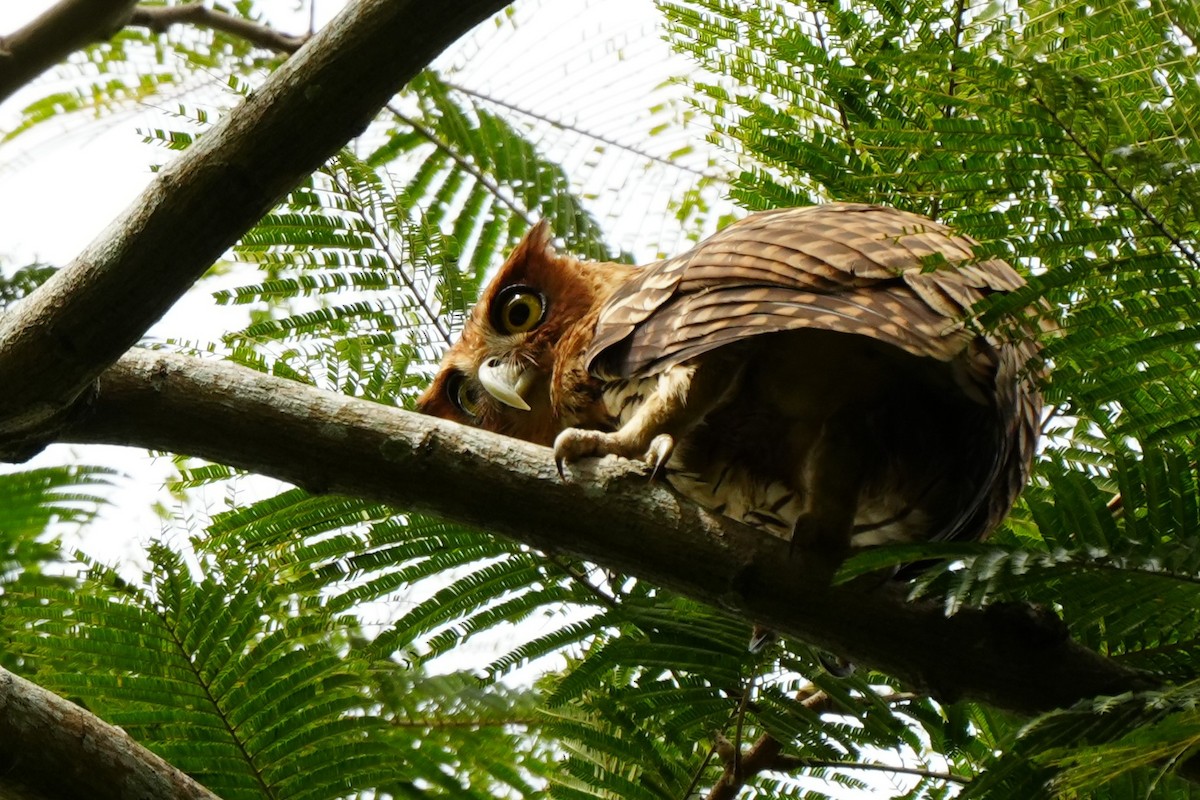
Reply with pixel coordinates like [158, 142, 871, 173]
[6, 544, 405, 800]
[374, 666, 556, 795]
[213, 152, 461, 394]
[957, 683, 1200, 798]
[0, 464, 114, 541]
[0, 263, 56, 306]
[7, 532, 561, 797]
[205, 487, 393, 550]
[0, 463, 111, 666]
[370, 71, 616, 269]
[4, 11, 282, 144]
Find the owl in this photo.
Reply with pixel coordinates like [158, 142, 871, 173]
[418, 204, 1042, 578]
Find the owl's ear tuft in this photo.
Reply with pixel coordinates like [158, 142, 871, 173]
[495, 220, 560, 284]
[520, 219, 556, 260]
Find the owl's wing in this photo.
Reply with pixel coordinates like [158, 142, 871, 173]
[586, 203, 1026, 379]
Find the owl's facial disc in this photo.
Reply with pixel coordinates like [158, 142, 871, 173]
[478, 357, 535, 411]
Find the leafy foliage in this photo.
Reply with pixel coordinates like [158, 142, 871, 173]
[8, 0, 1200, 797]
[654, 0, 1200, 794]
[6, 541, 558, 799]
[0, 271, 119, 668]
[0, 463, 112, 668]
[0, 262, 56, 305]
[3, 1, 284, 143]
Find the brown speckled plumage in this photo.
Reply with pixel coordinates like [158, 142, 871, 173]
[419, 204, 1042, 565]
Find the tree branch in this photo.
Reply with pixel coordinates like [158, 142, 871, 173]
[58, 348, 1153, 719]
[0, 0, 137, 104]
[706, 688, 833, 799]
[0, 667, 220, 800]
[0, 0, 513, 459]
[128, 2, 308, 53]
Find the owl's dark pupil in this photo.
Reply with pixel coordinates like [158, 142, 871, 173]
[491, 285, 544, 334]
[507, 301, 530, 327]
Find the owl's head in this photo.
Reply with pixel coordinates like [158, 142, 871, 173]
[417, 221, 630, 445]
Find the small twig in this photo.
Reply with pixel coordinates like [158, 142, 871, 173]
[789, 758, 970, 785]
[391, 716, 538, 730]
[129, 2, 308, 53]
[929, 0, 968, 222]
[543, 553, 620, 609]
[809, 9, 856, 150]
[943, 0, 967, 119]
[442, 79, 724, 180]
[731, 668, 758, 783]
[706, 732, 784, 799]
[704, 686, 834, 800]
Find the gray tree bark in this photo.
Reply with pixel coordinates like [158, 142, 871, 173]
[0, 0, 138, 104]
[0, 668, 220, 800]
[65, 348, 1150, 717]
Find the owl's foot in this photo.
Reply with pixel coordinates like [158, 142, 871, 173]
[644, 434, 675, 480]
[817, 651, 856, 678]
[553, 428, 675, 480]
[747, 624, 776, 653]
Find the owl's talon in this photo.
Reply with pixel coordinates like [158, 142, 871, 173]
[645, 433, 675, 481]
[552, 427, 604, 480]
[553, 427, 673, 479]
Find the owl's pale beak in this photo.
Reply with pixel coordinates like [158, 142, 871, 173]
[478, 358, 533, 411]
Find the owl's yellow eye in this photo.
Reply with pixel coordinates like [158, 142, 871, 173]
[491, 285, 546, 335]
[447, 373, 480, 419]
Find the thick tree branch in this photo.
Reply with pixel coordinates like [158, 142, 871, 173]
[0, 0, 137, 104]
[128, 3, 308, 53]
[0, 667, 219, 800]
[0, 0, 512, 458]
[59, 348, 1153, 718]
